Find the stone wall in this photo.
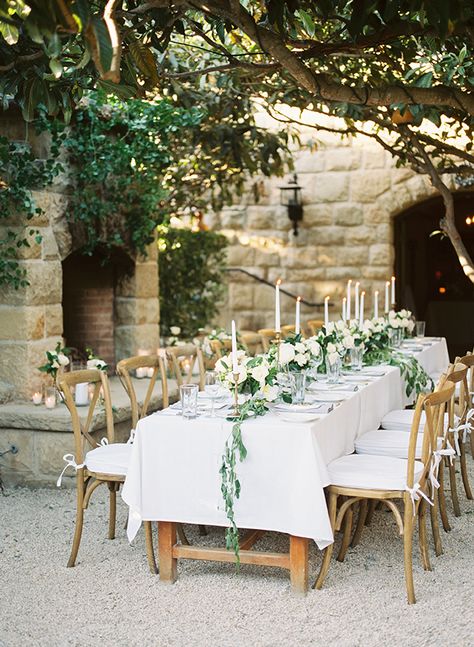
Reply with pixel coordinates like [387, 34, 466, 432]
[0, 112, 160, 401]
[211, 118, 438, 331]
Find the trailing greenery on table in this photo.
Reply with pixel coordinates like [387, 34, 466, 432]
[215, 314, 435, 562]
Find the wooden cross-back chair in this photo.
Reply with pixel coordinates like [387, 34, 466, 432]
[315, 382, 455, 604]
[443, 361, 472, 518]
[240, 331, 263, 357]
[116, 353, 194, 559]
[57, 369, 147, 569]
[459, 352, 474, 458]
[209, 338, 232, 364]
[166, 343, 205, 393]
[281, 324, 296, 338]
[257, 328, 277, 352]
[307, 319, 324, 336]
[116, 354, 169, 430]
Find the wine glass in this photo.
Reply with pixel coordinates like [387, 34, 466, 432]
[308, 354, 323, 383]
[205, 370, 219, 417]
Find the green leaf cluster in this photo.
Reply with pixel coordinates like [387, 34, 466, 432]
[158, 226, 228, 339]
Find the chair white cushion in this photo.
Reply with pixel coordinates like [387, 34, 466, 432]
[85, 443, 132, 476]
[355, 430, 424, 459]
[327, 454, 425, 491]
[381, 409, 454, 432]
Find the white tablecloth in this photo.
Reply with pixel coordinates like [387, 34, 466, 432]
[122, 366, 403, 549]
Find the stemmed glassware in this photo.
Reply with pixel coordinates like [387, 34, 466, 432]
[308, 353, 323, 383]
[205, 370, 220, 417]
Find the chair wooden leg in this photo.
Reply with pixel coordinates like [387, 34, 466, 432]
[313, 491, 338, 590]
[67, 482, 85, 568]
[438, 460, 451, 532]
[177, 523, 190, 546]
[337, 506, 353, 563]
[108, 482, 117, 540]
[430, 487, 443, 557]
[459, 442, 473, 500]
[144, 521, 158, 574]
[351, 499, 368, 547]
[418, 499, 432, 572]
[448, 459, 461, 516]
[470, 430, 474, 459]
[365, 499, 377, 526]
[403, 503, 416, 605]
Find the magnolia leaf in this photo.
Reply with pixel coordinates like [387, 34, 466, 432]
[49, 58, 63, 79]
[0, 21, 19, 45]
[129, 40, 159, 86]
[85, 16, 115, 81]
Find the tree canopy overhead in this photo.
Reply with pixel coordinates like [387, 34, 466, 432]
[1, 1, 474, 277]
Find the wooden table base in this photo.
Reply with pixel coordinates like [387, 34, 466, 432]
[157, 521, 309, 594]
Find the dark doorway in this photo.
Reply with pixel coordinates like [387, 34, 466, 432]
[394, 191, 474, 359]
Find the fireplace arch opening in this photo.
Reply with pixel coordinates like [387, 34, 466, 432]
[62, 248, 134, 369]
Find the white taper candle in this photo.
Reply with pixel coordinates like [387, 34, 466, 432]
[355, 282, 360, 321]
[324, 296, 329, 328]
[275, 279, 281, 333]
[231, 320, 238, 373]
[385, 281, 390, 313]
[342, 297, 347, 321]
[347, 280, 352, 320]
[359, 291, 365, 327]
[295, 296, 301, 335]
[374, 290, 379, 319]
[391, 276, 396, 305]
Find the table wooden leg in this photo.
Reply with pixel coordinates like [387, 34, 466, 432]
[289, 535, 309, 594]
[158, 521, 177, 583]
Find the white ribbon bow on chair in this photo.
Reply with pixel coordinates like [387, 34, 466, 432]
[449, 411, 473, 456]
[56, 453, 85, 487]
[127, 429, 136, 444]
[97, 437, 109, 447]
[405, 483, 433, 515]
[429, 442, 456, 490]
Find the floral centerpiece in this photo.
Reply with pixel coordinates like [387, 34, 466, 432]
[215, 350, 279, 401]
[86, 347, 108, 372]
[387, 308, 415, 337]
[315, 321, 356, 369]
[38, 341, 70, 382]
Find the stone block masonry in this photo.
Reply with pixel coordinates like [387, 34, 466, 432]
[212, 120, 436, 331]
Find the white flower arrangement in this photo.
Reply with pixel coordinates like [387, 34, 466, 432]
[39, 342, 70, 380]
[215, 351, 278, 399]
[388, 309, 415, 333]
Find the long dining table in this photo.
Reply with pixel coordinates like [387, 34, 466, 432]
[121, 337, 449, 593]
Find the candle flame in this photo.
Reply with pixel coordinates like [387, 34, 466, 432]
[348, 279, 352, 285]
[362, 291, 366, 296]
[325, 295, 330, 301]
[385, 281, 390, 286]
[343, 297, 347, 302]
[391, 276, 395, 281]
[297, 296, 301, 302]
[276, 279, 282, 286]
[375, 290, 379, 295]
[356, 281, 360, 286]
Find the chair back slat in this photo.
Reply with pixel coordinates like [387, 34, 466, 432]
[166, 344, 205, 392]
[240, 332, 263, 356]
[116, 354, 168, 429]
[57, 369, 115, 464]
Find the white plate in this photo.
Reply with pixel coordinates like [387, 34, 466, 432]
[274, 402, 322, 413]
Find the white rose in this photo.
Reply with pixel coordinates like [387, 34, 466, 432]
[87, 358, 99, 369]
[170, 326, 181, 335]
[295, 342, 306, 354]
[294, 353, 308, 367]
[336, 320, 346, 332]
[407, 320, 415, 332]
[57, 353, 69, 366]
[343, 335, 354, 349]
[401, 317, 409, 328]
[279, 343, 296, 365]
[326, 342, 337, 354]
[262, 384, 279, 402]
[51, 359, 59, 369]
[214, 356, 230, 374]
[325, 322, 335, 334]
[306, 339, 321, 357]
[250, 363, 269, 384]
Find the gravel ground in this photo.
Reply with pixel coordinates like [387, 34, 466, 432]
[1, 462, 473, 647]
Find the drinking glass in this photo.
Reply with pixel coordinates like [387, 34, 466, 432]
[290, 371, 306, 404]
[415, 321, 426, 338]
[308, 354, 323, 382]
[350, 346, 364, 371]
[326, 355, 342, 384]
[204, 370, 219, 417]
[180, 384, 198, 419]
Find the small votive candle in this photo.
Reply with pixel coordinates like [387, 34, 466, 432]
[146, 367, 154, 378]
[45, 387, 56, 409]
[136, 367, 147, 378]
[32, 391, 42, 405]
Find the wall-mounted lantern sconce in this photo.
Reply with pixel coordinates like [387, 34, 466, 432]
[279, 173, 303, 235]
